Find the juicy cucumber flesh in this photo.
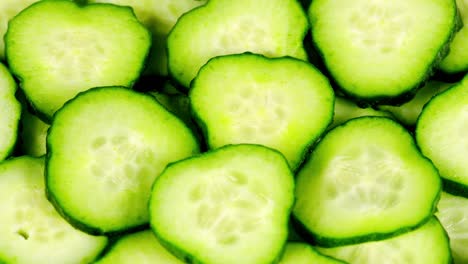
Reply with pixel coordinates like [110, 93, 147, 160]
[436, 192, 468, 264]
[416, 77, 468, 196]
[5, 0, 151, 120]
[95, 230, 183, 264]
[0, 62, 20, 161]
[190, 54, 334, 170]
[293, 117, 440, 246]
[149, 144, 294, 264]
[167, 0, 309, 88]
[439, 0, 468, 74]
[46, 87, 199, 234]
[316, 217, 452, 264]
[309, 0, 457, 103]
[0, 156, 107, 264]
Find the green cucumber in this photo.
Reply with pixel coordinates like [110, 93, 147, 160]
[416, 75, 468, 197]
[167, 0, 309, 88]
[95, 230, 183, 264]
[293, 117, 441, 246]
[190, 53, 334, 170]
[0, 62, 21, 161]
[20, 108, 49, 157]
[0, 156, 107, 263]
[46, 86, 200, 235]
[436, 192, 468, 264]
[149, 144, 295, 264]
[5, 0, 151, 120]
[308, 0, 458, 104]
[316, 217, 452, 264]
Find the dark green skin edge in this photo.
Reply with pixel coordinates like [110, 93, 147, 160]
[291, 116, 442, 247]
[44, 86, 189, 236]
[149, 144, 293, 264]
[308, 2, 462, 107]
[5, 0, 152, 122]
[189, 52, 334, 172]
[442, 178, 468, 198]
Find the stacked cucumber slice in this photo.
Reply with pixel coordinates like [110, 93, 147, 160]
[0, 0, 467, 263]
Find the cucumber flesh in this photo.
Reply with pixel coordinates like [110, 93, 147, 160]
[168, 0, 308, 88]
[149, 144, 295, 264]
[5, 0, 151, 120]
[279, 242, 346, 264]
[416, 76, 468, 196]
[190, 54, 334, 170]
[436, 192, 468, 264]
[46, 87, 199, 234]
[0, 156, 107, 264]
[293, 117, 440, 246]
[95, 230, 183, 264]
[309, 0, 458, 103]
[316, 218, 452, 264]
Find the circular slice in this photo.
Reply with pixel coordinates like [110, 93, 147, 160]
[167, 0, 308, 88]
[46, 86, 199, 234]
[293, 116, 441, 246]
[308, 0, 458, 103]
[190, 53, 334, 170]
[149, 144, 295, 264]
[0, 156, 107, 264]
[5, 0, 151, 120]
[416, 77, 468, 197]
[0, 62, 20, 161]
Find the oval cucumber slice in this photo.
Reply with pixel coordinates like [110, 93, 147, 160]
[149, 144, 294, 264]
[416, 76, 468, 197]
[5, 0, 151, 120]
[293, 116, 441, 246]
[0, 156, 107, 264]
[308, 0, 458, 104]
[46, 86, 200, 234]
[190, 53, 334, 170]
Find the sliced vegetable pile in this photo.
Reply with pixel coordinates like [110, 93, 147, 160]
[0, 0, 467, 263]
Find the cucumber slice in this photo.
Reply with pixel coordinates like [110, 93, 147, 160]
[308, 0, 458, 104]
[439, 0, 468, 74]
[0, 62, 21, 161]
[330, 96, 392, 130]
[416, 76, 468, 197]
[293, 117, 441, 246]
[0, 0, 41, 60]
[190, 54, 334, 170]
[46, 86, 200, 234]
[316, 217, 452, 264]
[149, 144, 295, 264]
[436, 192, 468, 264]
[87, 0, 206, 76]
[0, 156, 107, 264]
[20, 108, 49, 157]
[379, 81, 454, 127]
[167, 0, 309, 88]
[95, 230, 183, 264]
[279, 242, 346, 264]
[5, 0, 151, 120]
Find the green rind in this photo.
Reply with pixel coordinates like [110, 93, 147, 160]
[308, 0, 460, 106]
[46, 86, 200, 235]
[167, 0, 309, 88]
[149, 144, 295, 264]
[279, 242, 347, 264]
[190, 53, 334, 171]
[5, 0, 152, 121]
[293, 116, 441, 247]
